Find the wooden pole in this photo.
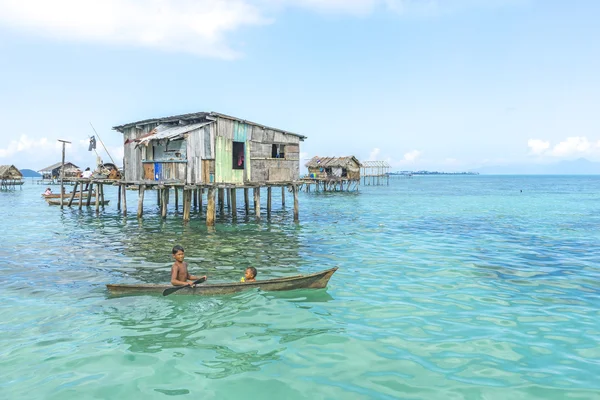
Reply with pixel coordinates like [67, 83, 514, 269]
[267, 186, 272, 217]
[293, 184, 299, 223]
[87, 183, 94, 207]
[183, 189, 191, 222]
[95, 184, 100, 213]
[117, 183, 121, 210]
[281, 186, 285, 207]
[199, 188, 203, 214]
[58, 139, 70, 210]
[206, 187, 216, 226]
[231, 188, 237, 219]
[244, 188, 249, 215]
[161, 187, 169, 218]
[79, 180, 84, 210]
[137, 184, 145, 218]
[157, 188, 161, 206]
[175, 187, 179, 211]
[122, 183, 127, 216]
[68, 182, 78, 207]
[226, 187, 231, 210]
[100, 183, 105, 208]
[254, 187, 261, 221]
[193, 189, 198, 210]
[218, 188, 224, 213]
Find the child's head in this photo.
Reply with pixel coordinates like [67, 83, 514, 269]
[245, 266, 257, 280]
[172, 245, 185, 261]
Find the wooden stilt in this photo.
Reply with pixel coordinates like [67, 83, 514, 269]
[175, 188, 179, 211]
[231, 188, 237, 219]
[218, 188, 224, 213]
[226, 188, 231, 210]
[183, 189, 191, 222]
[254, 187, 261, 221]
[68, 182, 78, 207]
[100, 184, 105, 208]
[95, 184, 100, 213]
[293, 184, 299, 223]
[157, 188, 161, 206]
[161, 187, 169, 218]
[199, 188, 203, 214]
[193, 189, 198, 210]
[244, 188, 249, 215]
[207, 187, 216, 226]
[117, 184, 121, 210]
[267, 186, 272, 217]
[122, 184, 127, 216]
[79, 180, 84, 210]
[86, 183, 94, 206]
[282, 186, 285, 207]
[137, 184, 145, 218]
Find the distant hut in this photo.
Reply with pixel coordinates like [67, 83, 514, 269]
[0, 165, 24, 190]
[113, 111, 306, 185]
[38, 162, 81, 182]
[304, 156, 362, 191]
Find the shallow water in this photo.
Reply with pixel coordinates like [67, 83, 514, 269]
[1, 176, 600, 399]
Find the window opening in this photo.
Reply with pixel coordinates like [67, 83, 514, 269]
[233, 141, 245, 170]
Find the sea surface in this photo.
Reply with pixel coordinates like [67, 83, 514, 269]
[1, 175, 600, 399]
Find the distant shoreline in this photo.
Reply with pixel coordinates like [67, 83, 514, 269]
[390, 171, 479, 176]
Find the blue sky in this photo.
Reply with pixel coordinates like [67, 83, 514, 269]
[0, 0, 599, 172]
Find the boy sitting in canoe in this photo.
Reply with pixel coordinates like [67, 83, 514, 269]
[240, 266, 257, 283]
[170, 245, 207, 287]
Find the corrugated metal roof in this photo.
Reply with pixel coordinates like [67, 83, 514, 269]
[305, 156, 362, 168]
[38, 162, 80, 172]
[113, 111, 306, 140]
[136, 121, 213, 146]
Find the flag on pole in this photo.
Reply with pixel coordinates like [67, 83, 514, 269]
[88, 136, 96, 151]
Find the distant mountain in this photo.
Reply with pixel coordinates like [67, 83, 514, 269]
[20, 169, 41, 177]
[476, 158, 600, 175]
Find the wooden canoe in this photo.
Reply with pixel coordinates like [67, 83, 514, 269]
[46, 198, 110, 206]
[42, 192, 96, 199]
[106, 267, 338, 296]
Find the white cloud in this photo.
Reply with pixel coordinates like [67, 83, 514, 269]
[550, 136, 595, 157]
[0, 0, 527, 57]
[527, 136, 600, 158]
[527, 139, 550, 155]
[0, 0, 268, 59]
[403, 149, 421, 162]
[0, 135, 54, 158]
[368, 147, 381, 160]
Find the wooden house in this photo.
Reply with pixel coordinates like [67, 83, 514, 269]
[305, 156, 362, 180]
[38, 162, 81, 181]
[113, 111, 306, 185]
[0, 165, 23, 190]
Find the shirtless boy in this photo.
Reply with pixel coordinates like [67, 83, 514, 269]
[170, 245, 207, 287]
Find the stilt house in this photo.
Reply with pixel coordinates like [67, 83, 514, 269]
[306, 156, 362, 180]
[113, 112, 306, 185]
[38, 162, 81, 180]
[0, 165, 23, 189]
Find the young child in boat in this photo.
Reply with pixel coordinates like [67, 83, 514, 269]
[240, 266, 257, 282]
[44, 187, 52, 196]
[170, 245, 207, 287]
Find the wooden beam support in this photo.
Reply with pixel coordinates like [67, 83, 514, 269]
[68, 182, 78, 207]
[95, 184, 100, 213]
[206, 187, 216, 226]
[267, 186, 272, 217]
[281, 186, 285, 207]
[122, 184, 127, 216]
[254, 187, 261, 221]
[183, 189, 191, 222]
[79, 180, 85, 210]
[293, 184, 299, 223]
[193, 189, 198, 210]
[226, 187, 231, 210]
[199, 188, 203, 214]
[175, 187, 179, 211]
[244, 188, 249, 215]
[117, 183, 121, 210]
[137, 184, 145, 218]
[161, 187, 169, 218]
[231, 188, 237, 219]
[218, 188, 224, 213]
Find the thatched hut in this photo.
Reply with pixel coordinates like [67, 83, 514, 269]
[305, 156, 362, 180]
[0, 165, 24, 190]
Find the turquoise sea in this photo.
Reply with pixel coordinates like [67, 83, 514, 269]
[1, 175, 600, 399]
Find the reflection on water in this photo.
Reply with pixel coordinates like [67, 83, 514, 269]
[2, 177, 600, 399]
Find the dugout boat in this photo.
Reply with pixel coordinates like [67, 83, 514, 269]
[106, 267, 338, 296]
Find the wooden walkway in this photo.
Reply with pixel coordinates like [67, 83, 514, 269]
[63, 178, 301, 226]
